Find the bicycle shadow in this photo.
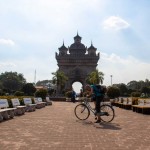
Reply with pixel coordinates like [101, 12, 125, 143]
[76, 120, 121, 130]
[94, 122, 121, 130]
[76, 120, 93, 125]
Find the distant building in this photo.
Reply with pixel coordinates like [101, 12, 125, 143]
[35, 80, 56, 91]
[35, 86, 47, 91]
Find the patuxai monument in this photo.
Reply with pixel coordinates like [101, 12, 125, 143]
[55, 33, 100, 92]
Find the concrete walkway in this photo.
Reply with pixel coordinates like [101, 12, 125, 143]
[0, 101, 150, 150]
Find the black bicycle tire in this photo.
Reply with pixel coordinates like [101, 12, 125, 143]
[100, 104, 115, 122]
[74, 103, 90, 120]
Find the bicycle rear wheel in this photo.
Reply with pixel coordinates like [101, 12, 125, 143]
[100, 104, 115, 122]
[74, 104, 90, 120]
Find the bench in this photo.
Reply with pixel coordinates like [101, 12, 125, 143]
[38, 97, 46, 107]
[140, 99, 150, 114]
[11, 98, 26, 115]
[34, 97, 46, 109]
[116, 97, 123, 108]
[45, 97, 52, 105]
[122, 98, 132, 109]
[121, 98, 128, 109]
[111, 98, 119, 106]
[23, 98, 36, 112]
[132, 99, 145, 113]
[132, 99, 150, 114]
[0, 99, 16, 122]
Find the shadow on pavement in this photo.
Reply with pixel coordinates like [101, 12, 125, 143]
[95, 122, 121, 130]
[76, 120, 121, 130]
[76, 120, 93, 125]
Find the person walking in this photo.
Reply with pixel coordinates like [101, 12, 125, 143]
[71, 89, 76, 103]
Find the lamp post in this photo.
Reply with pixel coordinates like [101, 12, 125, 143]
[110, 75, 113, 86]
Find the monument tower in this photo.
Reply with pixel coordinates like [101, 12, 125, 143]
[55, 33, 100, 92]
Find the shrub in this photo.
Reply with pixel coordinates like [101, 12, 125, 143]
[14, 91, 24, 96]
[34, 89, 48, 100]
[65, 91, 72, 98]
[131, 92, 141, 97]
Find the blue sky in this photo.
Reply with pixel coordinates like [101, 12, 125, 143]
[0, 0, 150, 92]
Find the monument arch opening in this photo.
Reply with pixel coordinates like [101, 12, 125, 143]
[72, 81, 82, 94]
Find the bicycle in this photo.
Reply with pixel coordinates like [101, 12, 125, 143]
[74, 97, 115, 122]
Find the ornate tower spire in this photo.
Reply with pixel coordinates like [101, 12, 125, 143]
[87, 40, 97, 55]
[91, 40, 93, 46]
[69, 33, 86, 55]
[58, 40, 68, 55]
[63, 39, 64, 46]
[74, 32, 82, 43]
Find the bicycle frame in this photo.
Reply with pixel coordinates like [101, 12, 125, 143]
[82, 97, 113, 113]
[82, 98, 95, 114]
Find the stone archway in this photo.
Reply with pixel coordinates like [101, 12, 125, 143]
[55, 33, 100, 94]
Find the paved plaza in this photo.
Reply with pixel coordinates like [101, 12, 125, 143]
[0, 101, 150, 150]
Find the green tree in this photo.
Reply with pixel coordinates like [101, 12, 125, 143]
[47, 88, 55, 96]
[141, 86, 150, 96]
[145, 79, 150, 87]
[127, 88, 135, 95]
[127, 80, 138, 90]
[0, 71, 26, 94]
[107, 86, 120, 99]
[138, 80, 145, 89]
[22, 83, 36, 96]
[86, 69, 104, 85]
[52, 70, 68, 95]
[118, 83, 128, 96]
[127, 80, 149, 91]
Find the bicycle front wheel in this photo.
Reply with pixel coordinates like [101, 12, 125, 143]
[100, 104, 115, 122]
[74, 104, 90, 120]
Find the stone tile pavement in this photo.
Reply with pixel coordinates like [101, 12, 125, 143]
[0, 101, 150, 150]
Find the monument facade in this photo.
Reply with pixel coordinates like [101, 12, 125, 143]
[55, 33, 100, 91]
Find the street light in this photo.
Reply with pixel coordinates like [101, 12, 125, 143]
[110, 75, 113, 86]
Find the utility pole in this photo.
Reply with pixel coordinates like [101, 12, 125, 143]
[110, 75, 113, 86]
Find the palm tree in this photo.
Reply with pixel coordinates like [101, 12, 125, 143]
[86, 69, 104, 85]
[52, 70, 68, 95]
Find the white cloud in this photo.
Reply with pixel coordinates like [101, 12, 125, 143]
[0, 62, 16, 67]
[0, 39, 15, 46]
[103, 16, 130, 30]
[99, 52, 150, 86]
